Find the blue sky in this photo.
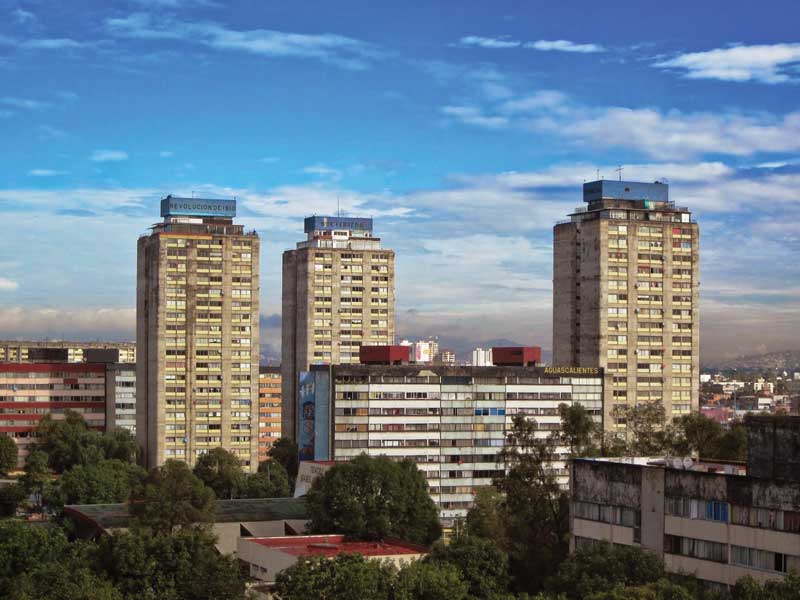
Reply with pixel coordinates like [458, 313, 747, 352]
[0, 0, 799, 361]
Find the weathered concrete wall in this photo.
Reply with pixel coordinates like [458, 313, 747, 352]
[746, 415, 800, 481]
[572, 460, 642, 507]
[640, 466, 665, 555]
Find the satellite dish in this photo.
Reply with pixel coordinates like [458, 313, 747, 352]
[683, 457, 694, 470]
[672, 457, 682, 469]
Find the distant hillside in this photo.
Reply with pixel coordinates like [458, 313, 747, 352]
[703, 350, 800, 372]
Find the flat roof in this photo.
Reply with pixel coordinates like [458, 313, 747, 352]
[576, 456, 747, 476]
[247, 534, 428, 557]
[64, 497, 308, 531]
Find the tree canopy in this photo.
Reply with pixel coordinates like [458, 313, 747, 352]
[268, 437, 300, 484]
[130, 460, 216, 535]
[0, 436, 18, 475]
[306, 454, 441, 545]
[193, 447, 246, 500]
[274, 553, 396, 600]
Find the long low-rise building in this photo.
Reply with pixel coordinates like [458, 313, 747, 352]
[296, 361, 607, 526]
[569, 416, 800, 591]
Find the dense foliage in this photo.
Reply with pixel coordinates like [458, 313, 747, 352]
[306, 453, 442, 545]
[268, 437, 300, 485]
[0, 435, 18, 475]
[192, 446, 292, 500]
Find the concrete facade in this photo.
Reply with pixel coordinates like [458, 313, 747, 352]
[281, 217, 395, 441]
[0, 341, 136, 364]
[137, 199, 260, 472]
[258, 366, 282, 462]
[571, 457, 800, 589]
[553, 180, 700, 431]
[307, 364, 606, 527]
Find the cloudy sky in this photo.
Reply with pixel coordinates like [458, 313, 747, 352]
[0, 0, 798, 361]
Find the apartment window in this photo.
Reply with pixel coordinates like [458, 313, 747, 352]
[664, 535, 727, 563]
[573, 500, 640, 528]
[730, 546, 800, 574]
[666, 497, 728, 523]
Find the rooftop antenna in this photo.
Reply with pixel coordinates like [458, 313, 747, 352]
[615, 165, 624, 181]
[191, 190, 195, 198]
[595, 168, 600, 180]
[337, 195, 341, 218]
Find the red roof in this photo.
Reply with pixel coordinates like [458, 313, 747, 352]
[248, 535, 428, 557]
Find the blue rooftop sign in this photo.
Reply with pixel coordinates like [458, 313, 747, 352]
[583, 180, 669, 203]
[304, 215, 373, 233]
[160, 195, 236, 218]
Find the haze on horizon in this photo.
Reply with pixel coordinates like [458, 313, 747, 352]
[0, 0, 798, 362]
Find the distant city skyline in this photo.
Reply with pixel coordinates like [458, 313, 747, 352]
[0, 1, 798, 361]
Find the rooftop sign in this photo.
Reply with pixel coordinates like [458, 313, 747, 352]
[160, 195, 236, 218]
[304, 215, 373, 234]
[583, 180, 669, 203]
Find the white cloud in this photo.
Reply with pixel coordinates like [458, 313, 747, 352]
[656, 43, 800, 83]
[159, 150, 174, 157]
[27, 169, 68, 177]
[441, 83, 800, 160]
[302, 164, 342, 180]
[12, 8, 36, 24]
[20, 38, 87, 50]
[441, 105, 509, 129]
[525, 39, 604, 53]
[0, 307, 135, 338]
[0, 97, 48, 110]
[0, 278, 19, 291]
[105, 13, 381, 70]
[459, 36, 520, 49]
[90, 150, 129, 162]
[258, 156, 279, 163]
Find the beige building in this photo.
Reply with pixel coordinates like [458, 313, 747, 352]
[0, 340, 135, 364]
[281, 216, 395, 441]
[137, 196, 260, 472]
[553, 180, 699, 430]
[570, 416, 800, 590]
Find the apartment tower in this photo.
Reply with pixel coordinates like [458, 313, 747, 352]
[282, 216, 395, 441]
[553, 180, 699, 428]
[137, 196, 260, 472]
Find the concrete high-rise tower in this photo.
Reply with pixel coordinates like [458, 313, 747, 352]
[553, 180, 699, 429]
[137, 196, 260, 472]
[281, 216, 395, 440]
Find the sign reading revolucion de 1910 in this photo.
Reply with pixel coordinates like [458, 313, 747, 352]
[160, 195, 236, 218]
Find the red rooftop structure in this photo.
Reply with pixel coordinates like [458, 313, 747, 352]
[491, 346, 542, 367]
[238, 534, 428, 584]
[359, 345, 410, 365]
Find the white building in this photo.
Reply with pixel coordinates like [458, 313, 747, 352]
[471, 348, 493, 366]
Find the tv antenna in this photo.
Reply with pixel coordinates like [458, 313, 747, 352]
[615, 165, 624, 181]
[337, 195, 341, 218]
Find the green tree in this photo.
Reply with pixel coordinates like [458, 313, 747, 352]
[98, 428, 140, 465]
[244, 460, 291, 498]
[306, 454, 441, 545]
[193, 447, 246, 499]
[130, 460, 216, 535]
[267, 438, 299, 483]
[730, 572, 800, 600]
[492, 415, 570, 593]
[8, 561, 122, 600]
[0, 436, 18, 475]
[465, 487, 506, 545]
[96, 528, 245, 600]
[546, 542, 665, 600]
[0, 483, 25, 517]
[396, 560, 469, 600]
[273, 553, 395, 600]
[428, 535, 510, 600]
[0, 521, 69, 597]
[586, 579, 694, 600]
[51, 460, 147, 507]
[612, 400, 667, 455]
[559, 403, 599, 457]
[19, 450, 50, 512]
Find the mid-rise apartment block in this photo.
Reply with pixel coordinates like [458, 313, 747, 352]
[0, 340, 136, 364]
[258, 366, 282, 462]
[0, 363, 109, 467]
[137, 196, 260, 472]
[282, 216, 395, 441]
[570, 417, 800, 590]
[553, 180, 699, 428]
[296, 356, 606, 527]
